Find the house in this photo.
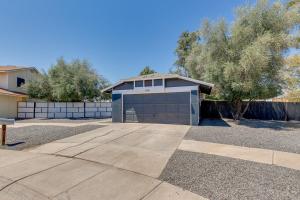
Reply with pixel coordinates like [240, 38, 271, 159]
[102, 73, 214, 125]
[0, 66, 39, 118]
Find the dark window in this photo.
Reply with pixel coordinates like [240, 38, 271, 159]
[135, 80, 144, 87]
[144, 80, 152, 87]
[154, 79, 163, 86]
[17, 77, 25, 87]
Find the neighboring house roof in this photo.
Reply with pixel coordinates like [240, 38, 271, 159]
[0, 66, 39, 73]
[102, 73, 214, 94]
[0, 88, 28, 97]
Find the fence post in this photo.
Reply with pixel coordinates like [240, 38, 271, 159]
[84, 102, 86, 118]
[285, 102, 288, 121]
[17, 102, 19, 119]
[46, 102, 49, 119]
[33, 102, 36, 118]
[65, 102, 67, 118]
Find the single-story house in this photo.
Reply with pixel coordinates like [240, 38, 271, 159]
[102, 73, 213, 125]
[0, 66, 39, 118]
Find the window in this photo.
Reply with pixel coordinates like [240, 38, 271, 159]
[144, 80, 152, 87]
[154, 79, 163, 86]
[17, 77, 25, 87]
[135, 80, 143, 87]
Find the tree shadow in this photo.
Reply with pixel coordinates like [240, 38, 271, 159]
[238, 119, 300, 130]
[199, 118, 231, 127]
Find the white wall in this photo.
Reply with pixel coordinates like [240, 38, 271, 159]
[0, 95, 26, 118]
[18, 101, 112, 119]
[7, 70, 38, 93]
[0, 73, 8, 89]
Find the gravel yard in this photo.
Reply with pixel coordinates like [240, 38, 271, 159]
[185, 119, 300, 153]
[0, 124, 104, 150]
[160, 150, 300, 200]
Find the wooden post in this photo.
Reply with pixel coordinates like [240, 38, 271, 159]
[1, 125, 6, 145]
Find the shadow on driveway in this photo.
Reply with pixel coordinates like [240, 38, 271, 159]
[238, 119, 300, 130]
[199, 118, 231, 127]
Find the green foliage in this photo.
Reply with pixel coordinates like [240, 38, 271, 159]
[175, 0, 300, 119]
[26, 72, 52, 101]
[139, 66, 156, 75]
[172, 31, 199, 76]
[27, 58, 110, 101]
[283, 55, 300, 101]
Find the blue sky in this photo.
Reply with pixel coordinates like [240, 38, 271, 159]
[0, 0, 295, 83]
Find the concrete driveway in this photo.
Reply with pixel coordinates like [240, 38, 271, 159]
[0, 123, 207, 200]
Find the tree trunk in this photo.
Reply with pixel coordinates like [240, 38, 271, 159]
[231, 100, 252, 121]
[233, 100, 243, 121]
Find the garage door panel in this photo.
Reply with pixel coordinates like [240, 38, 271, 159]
[124, 95, 144, 104]
[143, 114, 155, 123]
[178, 114, 190, 125]
[143, 94, 156, 103]
[143, 104, 156, 114]
[167, 92, 190, 104]
[125, 114, 134, 122]
[166, 104, 179, 113]
[123, 92, 190, 125]
[124, 104, 144, 113]
[144, 93, 166, 104]
[179, 104, 190, 114]
[155, 105, 166, 113]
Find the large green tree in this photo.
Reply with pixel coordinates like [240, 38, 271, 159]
[26, 72, 52, 101]
[27, 58, 110, 101]
[171, 31, 199, 76]
[175, 0, 300, 120]
[139, 66, 156, 75]
[283, 55, 300, 101]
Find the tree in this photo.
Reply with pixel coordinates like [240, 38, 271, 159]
[26, 72, 53, 101]
[175, 0, 300, 120]
[283, 55, 300, 101]
[171, 31, 199, 76]
[27, 58, 110, 101]
[139, 66, 156, 75]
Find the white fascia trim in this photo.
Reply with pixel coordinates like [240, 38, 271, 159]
[112, 86, 198, 95]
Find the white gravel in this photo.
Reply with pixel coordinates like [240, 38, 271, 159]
[185, 119, 300, 153]
[160, 150, 300, 200]
[1, 124, 104, 150]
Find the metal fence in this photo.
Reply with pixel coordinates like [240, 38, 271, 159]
[17, 101, 112, 119]
[201, 100, 300, 121]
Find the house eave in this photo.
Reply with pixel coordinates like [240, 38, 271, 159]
[102, 74, 214, 94]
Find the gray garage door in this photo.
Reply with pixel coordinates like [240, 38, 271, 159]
[123, 92, 190, 125]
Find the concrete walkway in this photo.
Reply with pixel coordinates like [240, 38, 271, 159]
[0, 123, 208, 200]
[9, 118, 111, 128]
[179, 140, 300, 171]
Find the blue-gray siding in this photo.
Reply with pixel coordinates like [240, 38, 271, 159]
[112, 94, 122, 122]
[113, 82, 134, 90]
[191, 90, 199, 125]
[165, 78, 198, 87]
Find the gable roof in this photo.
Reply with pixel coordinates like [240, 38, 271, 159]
[0, 66, 39, 73]
[0, 88, 28, 97]
[102, 73, 214, 94]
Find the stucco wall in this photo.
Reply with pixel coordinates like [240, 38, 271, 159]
[7, 70, 38, 93]
[0, 73, 8, 89]
[0, 95, 25, 118]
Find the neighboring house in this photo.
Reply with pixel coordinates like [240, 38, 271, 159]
[0, 66, 39, 118]
[102, 73, 213, 125]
